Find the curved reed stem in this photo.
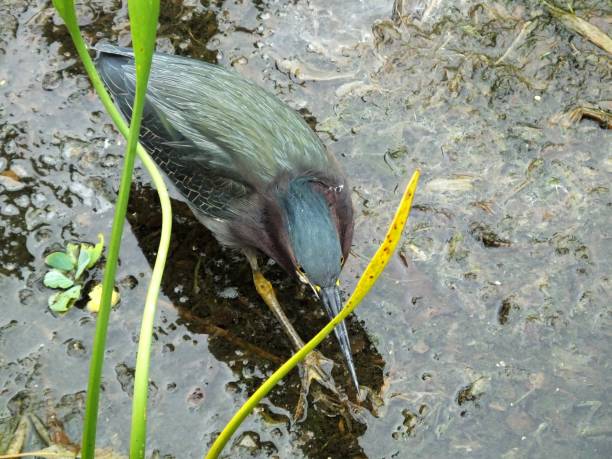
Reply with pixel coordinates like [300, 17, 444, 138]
[206, 170, 420, 458]
[50, 1, 167, 458]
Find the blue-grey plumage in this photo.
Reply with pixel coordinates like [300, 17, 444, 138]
[95, 45, 359, 391]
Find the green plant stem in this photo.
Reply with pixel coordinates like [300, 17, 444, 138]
[51, 4, 169, 458]
[205, 170, 420, 458]
[82, 116, 138, 459]
[128, 1, 161, 457]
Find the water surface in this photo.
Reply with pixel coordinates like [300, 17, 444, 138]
[1, 0, 610, 457]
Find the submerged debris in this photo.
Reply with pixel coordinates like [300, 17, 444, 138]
[495, 20, 538, 65]
[498, 297, 519, 325]
[551, 105, 612, 129]
[392, 0, 444, 25]
[543, 2, 612, 54]
[425, 176, 476, 192]
[5, 415, 29, 456]
[276, 58, 355, 82]
[456, 377, 490, 406]
[468, 222, 511, 248]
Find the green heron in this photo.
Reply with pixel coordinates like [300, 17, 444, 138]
[95, 45, 358, 404]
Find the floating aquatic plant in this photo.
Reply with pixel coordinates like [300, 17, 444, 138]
[42, 234, 118, 313]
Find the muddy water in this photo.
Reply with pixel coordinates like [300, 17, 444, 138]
[1, 0, 610, 457]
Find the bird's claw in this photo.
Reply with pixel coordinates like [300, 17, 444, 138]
[294, 350, 340, 421]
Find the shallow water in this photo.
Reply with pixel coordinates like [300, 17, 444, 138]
[1, 0, 611, 457]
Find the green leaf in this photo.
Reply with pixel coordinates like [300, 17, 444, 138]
[66, 242, 80, 266]
[75, 245, 92, 280]
[129, 0, 160, 80]
[43, 270, 74, 289]
[48, 285, 82, 313]
[45, 252, 75, 271]
[86, 233, 105, 269]
[51, 0, 73, 19]
[51, 0, 80, 32]
[48, 293, 70, 313]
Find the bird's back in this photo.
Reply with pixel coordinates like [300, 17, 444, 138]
[95, 45, 334, 220]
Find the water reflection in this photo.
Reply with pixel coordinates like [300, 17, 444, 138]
[127, 184, 385, 457]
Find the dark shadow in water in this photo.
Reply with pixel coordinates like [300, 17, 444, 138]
[127, 184, 385, 457]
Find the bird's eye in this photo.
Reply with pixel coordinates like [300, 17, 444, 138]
[296, 264, 305, 274]
[340, 256, 345, 265]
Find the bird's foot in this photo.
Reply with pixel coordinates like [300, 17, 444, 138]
[294, 350, 340, 421]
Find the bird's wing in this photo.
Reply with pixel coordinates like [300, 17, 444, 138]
[96, 45, 252, 219]
[139, 118, 250, 219]
[95, 45, 331, 192]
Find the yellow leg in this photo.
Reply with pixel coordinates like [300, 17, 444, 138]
[245, 251, 340, 420]
[252, 270, 304, 349]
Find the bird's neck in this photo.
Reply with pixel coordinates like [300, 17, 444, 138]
[282, 177, 332, 233]
[281, 177, 342, 283]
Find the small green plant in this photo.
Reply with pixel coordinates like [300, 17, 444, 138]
[43, 234, 114, 313]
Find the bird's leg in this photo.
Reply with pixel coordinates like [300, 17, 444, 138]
[244, 250, 340, 420]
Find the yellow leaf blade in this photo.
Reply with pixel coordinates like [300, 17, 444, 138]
[344, 169, 420, 312]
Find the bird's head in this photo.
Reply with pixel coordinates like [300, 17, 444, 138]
[280, 176, 359, 391]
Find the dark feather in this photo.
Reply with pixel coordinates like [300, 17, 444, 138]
[95, 44, 353, 265]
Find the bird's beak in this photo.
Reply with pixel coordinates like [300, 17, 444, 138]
[320, 285, 359, 393]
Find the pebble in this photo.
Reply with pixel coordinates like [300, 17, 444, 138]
[218, 287, 239, 299]
[238, 432, 259, 449]
[13, 195, 30, 208]
[1, 203, 19, 216]
[41, 71, 61, 91]
[0, 174, 25, 191]
[413, 339, 430, 354]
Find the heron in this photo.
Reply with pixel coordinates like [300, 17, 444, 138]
[95, 44, 358, 411]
